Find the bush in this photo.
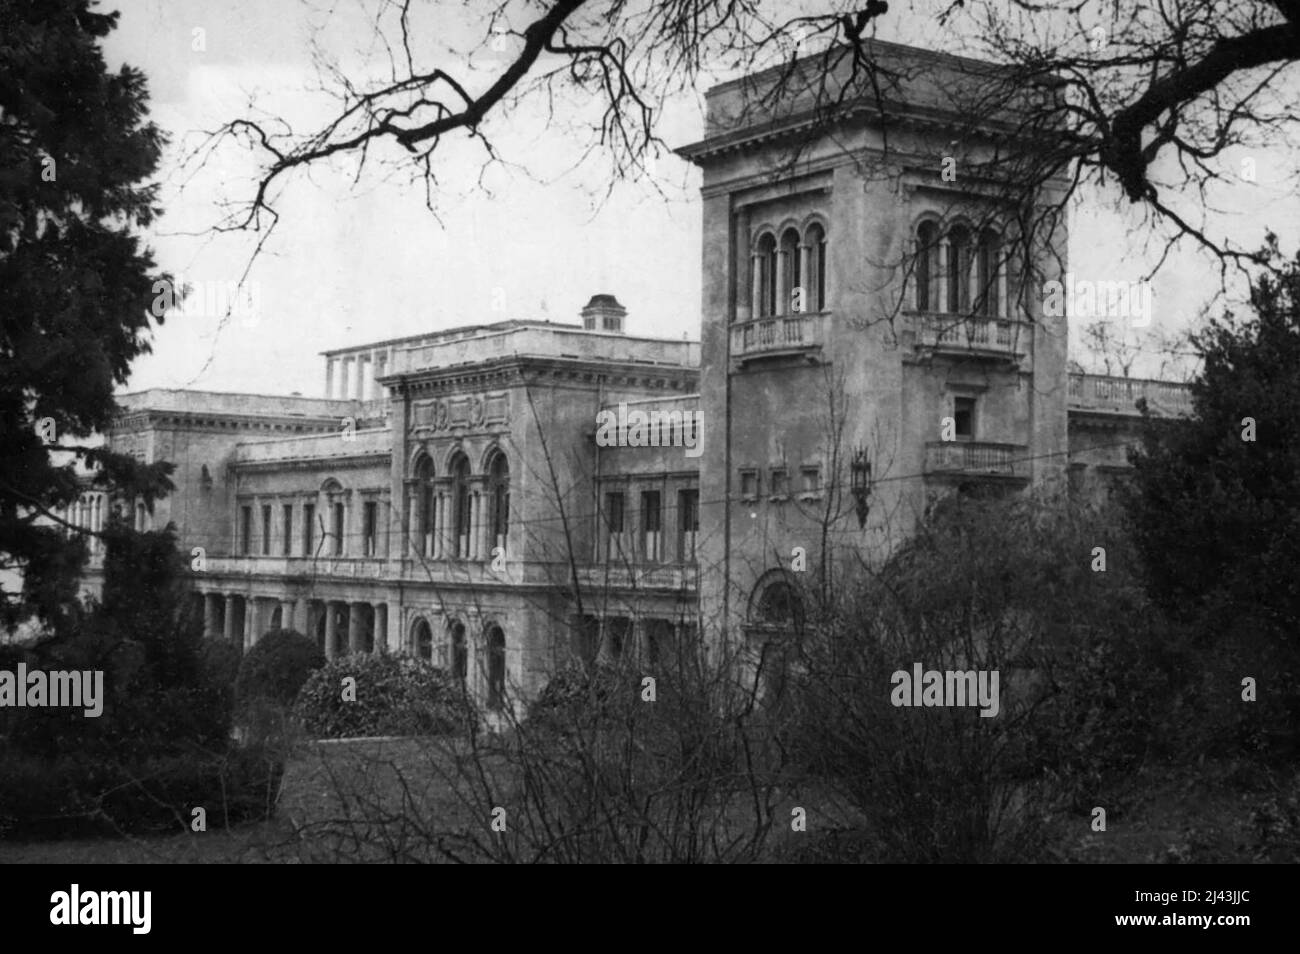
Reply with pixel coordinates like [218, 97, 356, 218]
[526, 662, 640, 731]
[235, 629, 325, 711]
[0, 526, 288, 840]
[0, 745, 283, 840]
[791, 493, 1187, 862]
[294, 654, 476, 739]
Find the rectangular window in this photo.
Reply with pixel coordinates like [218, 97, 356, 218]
[605, 492, 625, 533]
[575, 615, 601, 669]
[603, 618, 631, 665]
[604, 491, 626, 561]
[954, 396, 976, 440]
[769, 469, 789, 498]
[740, 469, 759, 500]
[801, 466, 821, 495]
[363, 500, 378, 557]
[641, 490, 662, 563]
[303, 502, 315, 556]
[261, 505, 272, 555]
[607, 491, 626, 560]
[282, 504, 293, 556]
[239, 506, 252, 555]
[677, 489, 699, 563]
[645, 619, 675, 669]
[332, 501, 345, 556]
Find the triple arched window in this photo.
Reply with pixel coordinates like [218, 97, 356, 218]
[750, 221, 828, 319]
[914, 220, 1005, 318]
[408, 448, 510, 562]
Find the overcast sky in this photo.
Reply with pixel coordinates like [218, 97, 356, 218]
[101, 0, 1300, 397]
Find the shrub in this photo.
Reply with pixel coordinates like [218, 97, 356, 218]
[0, 526, 287, 840]
[791, 493, 1186, 862]
[526, 662, 639, 731]
[235, 629, 325, 710]
[0, 745, 283, 840]
[294, 654, 476, 739]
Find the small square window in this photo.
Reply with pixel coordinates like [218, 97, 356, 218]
[739, 469, 759, 500]
[800, 466, 822, 495]
[769, 469, 789, 499]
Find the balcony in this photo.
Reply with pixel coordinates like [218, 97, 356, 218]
[730, 312, 826, 365]
[924, 441, 1028, 480]
[577, 563, 698, 592]
[204, 556, 390, 581]
[913, 313, 1027, 362]
[1068, 373, 1193, 418]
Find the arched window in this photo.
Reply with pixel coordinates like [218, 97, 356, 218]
[977, 228, 1001, 318]
[486, 625, 506, 711]
[750, 574, 806, 703]
[805, 222, 827, 312]
[947, 224, 972, 314]
[414, 455, 435, 557]
[448, 620, 468, 689]
[754, 232, 777, 318]
[756, 579, 805, 630]
[487, 451, 510, 554]
[780, 227, 801, 314]
[412, 617, 433, 661]
[915, 220, 938, 312]
[449, 453, 472, 559]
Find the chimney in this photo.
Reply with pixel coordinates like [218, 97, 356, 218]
[580, 293, 627, 333]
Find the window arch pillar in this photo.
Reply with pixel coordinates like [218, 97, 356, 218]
[433, 477, 452, 559]
[938, 238, 951, 312]
[797, 244, 812, 313]
[775, 247, 791, 315]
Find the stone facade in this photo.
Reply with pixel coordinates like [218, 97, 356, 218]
[64, 41, 1192, 709]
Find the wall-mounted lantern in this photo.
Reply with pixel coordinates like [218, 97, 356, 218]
[850, 448, 873, 529]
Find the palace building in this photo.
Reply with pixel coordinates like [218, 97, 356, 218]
[62, 40, 1191, 711]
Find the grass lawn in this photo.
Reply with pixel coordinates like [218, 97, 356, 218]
[0, 740, 1290, 863]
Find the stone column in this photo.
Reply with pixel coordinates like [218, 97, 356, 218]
[939, 239, 950, 312]
[280, 599, 294, 632]
[324, 601, 339, 661]
[202, 593, 217, 639]
[403, 482, 416, 556]
[750, 253, 762, 319]
[468, 491, 482, 561]
[997, 263, 1007, 320]
[775, 249, 790, 316]
[348, 602, 365, 654]
[374, 603, 389, 654]
[478, 489, 493, 561]
[371, 350, 385, 399]
[435, 481, 453, 558]
[325, 358, 335, 399]
[223, 595, 236, 642]
[291, 598, 306, 633]
[798, 244, 811, 312]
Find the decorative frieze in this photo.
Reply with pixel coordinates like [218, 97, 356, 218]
[411, 391, 510, 435]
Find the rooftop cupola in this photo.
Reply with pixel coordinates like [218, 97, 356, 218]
[580, 293, 627, 333]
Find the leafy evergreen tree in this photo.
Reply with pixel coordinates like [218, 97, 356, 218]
[0, 0, 174, 630]
[1126, 236, 1300, 646]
